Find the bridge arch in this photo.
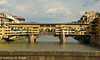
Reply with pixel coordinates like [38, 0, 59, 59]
[51, 28, 55, 33]
[34, 35, 60, 42]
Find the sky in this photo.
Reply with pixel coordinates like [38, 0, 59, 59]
[0, 0, 100, 23]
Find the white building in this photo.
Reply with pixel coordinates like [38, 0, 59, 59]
[0, 13, 25, 23]
[6, 14, 25, 23]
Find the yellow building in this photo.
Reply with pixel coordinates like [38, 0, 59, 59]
[79, 10, 96, 24]
[0, 23, 10, 38]
[0, 13, 5, 18]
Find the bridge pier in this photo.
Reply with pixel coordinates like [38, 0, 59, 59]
[60, 28, 66, 43]
[28, 35, 36, 43]
[60, 35, 66, 43]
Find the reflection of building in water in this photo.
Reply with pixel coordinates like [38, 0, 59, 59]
[0, 13, 25, 23]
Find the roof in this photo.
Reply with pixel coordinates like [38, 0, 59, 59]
[96, 12, 100, 15]
[16, 17, 24, 19]
[0, 17, 13, 20]
[0, 16, 5, 18]
[8, 23, 89, 25]
[0, 13, 4, 15]
[86, 10, 96, 13]
[7, 14, 17, 17]
[7, 14, 25, 21]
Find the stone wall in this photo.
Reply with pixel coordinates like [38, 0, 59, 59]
[0, 51, 100, 60]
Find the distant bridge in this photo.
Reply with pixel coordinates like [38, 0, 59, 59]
[1, 23, 89, 43]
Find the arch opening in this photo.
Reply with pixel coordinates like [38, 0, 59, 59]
[35, 36, 60, 43]
[66, 37, 79, 43]
[45, 28, 50, 33]
[51, 29, 55, 33]
[39, 28, 44, 33]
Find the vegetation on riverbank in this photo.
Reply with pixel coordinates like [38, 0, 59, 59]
[0, 37, 27, 44]
[11, 37, 27, 41]
[73, 36, 90, 44]
[0, 40, 7, 44]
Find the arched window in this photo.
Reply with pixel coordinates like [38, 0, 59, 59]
[51, 29, 55, 33]
[40, 28, 44, 33]
[45, 28, 50, 33]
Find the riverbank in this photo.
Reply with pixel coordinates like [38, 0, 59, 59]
[0, 37, 27, 44]
[0, 40, 7, 44]
[73, 36, 90, 44]
[11, 37, 27, 41]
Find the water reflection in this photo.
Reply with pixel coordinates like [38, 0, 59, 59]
[0, 36, 100, 51]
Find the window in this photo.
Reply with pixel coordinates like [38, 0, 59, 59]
[33, 30, 37, 31]
[5, 33, 7, 34]
[11, 27, 14, 30]
[21, 27, 23, 29]
[80, 25, 82, 27]
[40, 25, 44, 27]
[84, 32, 87, 34]
[33, 27, 38, 29]
[0, 33, 2, 35]
[46, 25, 50, 27]
[5, 30, 7, 31]
[51, 25, 55, 27]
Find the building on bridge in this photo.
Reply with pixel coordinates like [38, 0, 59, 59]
[0, 23, 89, 43]
[0, 13, 25, 23]
[6, 14, 25, 23]
[0, 13, 5, 18]
[0, 23, 10, 38]
[79, 10, 96, 24]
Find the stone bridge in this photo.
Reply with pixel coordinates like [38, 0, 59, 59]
[1, 23, 89, 43]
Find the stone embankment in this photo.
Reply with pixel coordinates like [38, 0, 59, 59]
[0, 51, 100, 60]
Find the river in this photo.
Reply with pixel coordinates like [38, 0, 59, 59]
[0, 36, 100, 51]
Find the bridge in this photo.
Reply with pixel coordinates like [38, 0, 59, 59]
[0, 23, 89, 43]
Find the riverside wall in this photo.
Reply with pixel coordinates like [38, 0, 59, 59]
[0, 51, 100, 60]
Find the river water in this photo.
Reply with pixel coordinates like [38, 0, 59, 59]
[0, 36, 100, 51]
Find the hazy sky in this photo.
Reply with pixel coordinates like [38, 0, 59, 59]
[0, 0, 100, 23]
